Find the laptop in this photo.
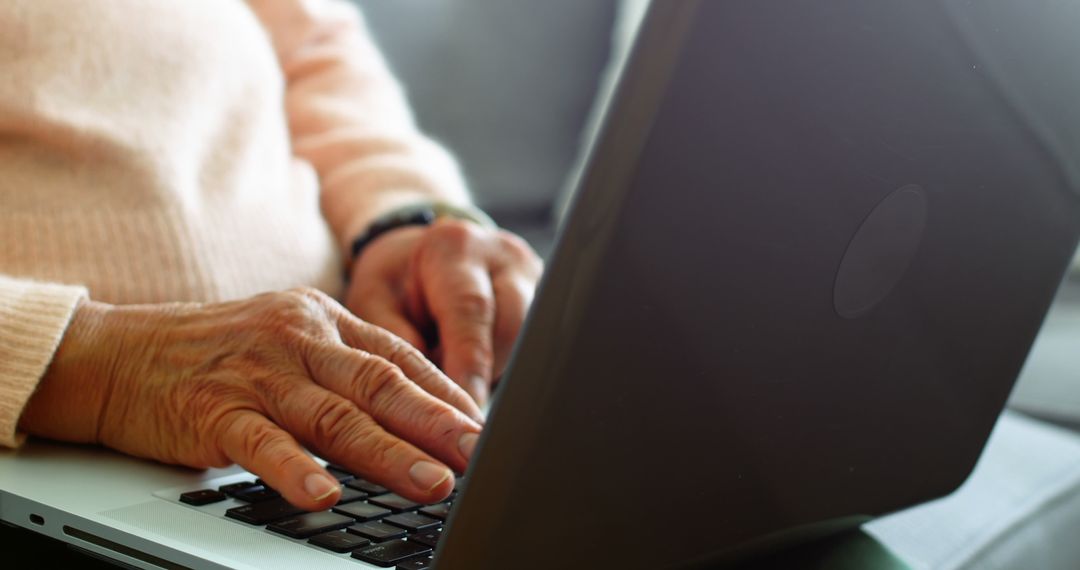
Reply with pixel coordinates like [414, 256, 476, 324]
[4, 1, 1080, 568]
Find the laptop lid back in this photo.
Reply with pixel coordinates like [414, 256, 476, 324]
[439, 0, 1080, 568]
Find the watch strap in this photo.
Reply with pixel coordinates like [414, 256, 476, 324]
[347, 202, 497, 266]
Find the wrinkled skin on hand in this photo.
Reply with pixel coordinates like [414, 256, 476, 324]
[345, 218, 544, 406]
[20, 288, 483, 512]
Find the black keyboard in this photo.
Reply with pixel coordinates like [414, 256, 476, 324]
[177, 465, 459, 568]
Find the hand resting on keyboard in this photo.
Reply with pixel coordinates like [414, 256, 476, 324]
[18, 287, 484, 513]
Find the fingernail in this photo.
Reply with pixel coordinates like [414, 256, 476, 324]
[458, 432, 479, 459]
[304, 473, 340, 501]
[409, 461, 452, 491]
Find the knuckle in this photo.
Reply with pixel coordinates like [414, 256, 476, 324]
[237, 416, 286, 462]
[497, 231, 537, 260]
[376, 332, 415, 363]
[453, 291, 496, 321]
[417, 405, 462, 438]
[288, 286, 329, 302]
[464, 344, 495, 370]
[256, 290, 335, 343]
[356, 358, 407, 408]
[273, 288, 323, 317]
[268, 450, 310, 479]
[366, 433, 412, 471]
[445, 318, 494, 355]
[310, 396, 362, 449]
[243, 424, 308, 478]
[429, 219, 481, 250]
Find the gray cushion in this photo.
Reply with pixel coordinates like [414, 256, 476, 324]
[866, 411, 1080, 570]
[1008, 277, 1080, 422]
[353, 0, 617, 216]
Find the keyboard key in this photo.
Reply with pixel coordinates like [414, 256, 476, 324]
[326, 467, 356, 483]
[333, 502, 392, 522]
[225, 498, 305, 525]
[308, 531, 371, 553]
[178, 489, 226, 506]
[418, 503, 450, 521]
[384, 512, 441, 532]
[347, 521, 408, 542]
[219, 481, 257, 496]
[267, 512, 355, 539]
[326, 464, 355, 476]
[368, 494, 420, 513]
[397, 557, 434, 569]
[351, 540, 431, 567]
[408, 528, 442, 549]
[337, 487, 368, 505]
[231, 485, 280, 503]
[346, 479, 388, 495]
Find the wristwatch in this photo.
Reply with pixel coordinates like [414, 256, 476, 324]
[347, 202, 497, 266]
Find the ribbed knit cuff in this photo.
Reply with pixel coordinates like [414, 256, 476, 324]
[0, 276, 88, 447]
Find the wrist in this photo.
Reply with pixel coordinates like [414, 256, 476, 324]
[19, 299, 118, 443]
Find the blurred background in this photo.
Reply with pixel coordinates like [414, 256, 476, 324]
[353, 0, 647, 256]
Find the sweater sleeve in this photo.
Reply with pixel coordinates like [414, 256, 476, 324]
[245, 0, 473, 251]
[0, 276, 87, 447]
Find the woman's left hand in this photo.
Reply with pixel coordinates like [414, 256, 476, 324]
[345, 219, 544, 407]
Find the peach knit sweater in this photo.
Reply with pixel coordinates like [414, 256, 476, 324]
[0, 0, 471, 446]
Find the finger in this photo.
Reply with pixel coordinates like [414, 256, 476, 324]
[261, 382, 458, 504]
[330, 307, 484, 423]
[304, 342, 482, 473]
[217, 410, 341, 512]
[419, 258, 496, 406]
[348, 281, 428, 352]
[491, 272, 535, 378]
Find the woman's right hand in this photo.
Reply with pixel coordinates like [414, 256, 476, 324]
[18, 287, 484, 512]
